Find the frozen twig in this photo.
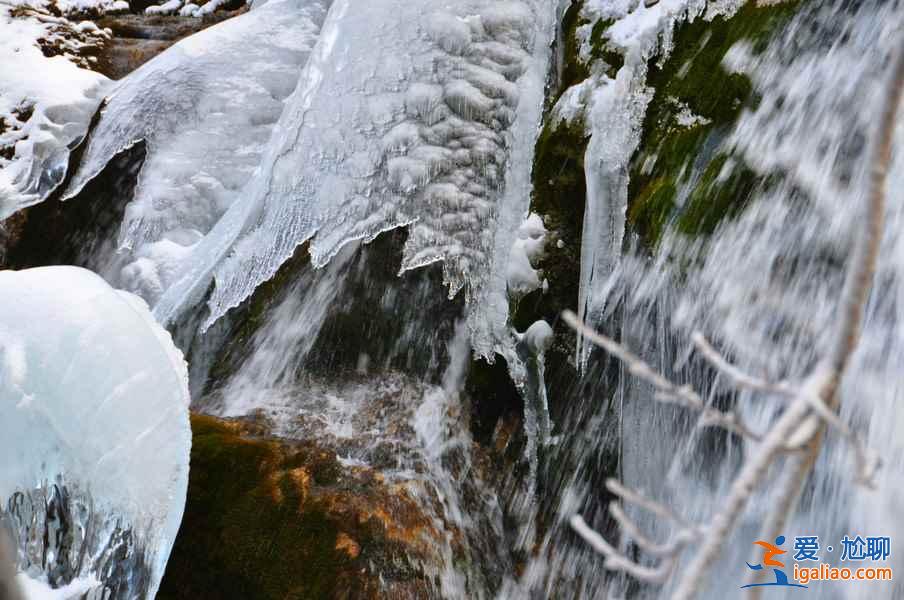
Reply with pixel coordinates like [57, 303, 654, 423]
[690, 332, 791, 394]
[563, 310, 765, 441]
[570, 515, 680, 584]
[691, 331, 879, 482]
[675, 38, 904, 599]
[605, 479, 695, 530]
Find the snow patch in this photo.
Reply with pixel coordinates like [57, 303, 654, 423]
[0, 4, 110, 216]
[506, 212, 547, 297]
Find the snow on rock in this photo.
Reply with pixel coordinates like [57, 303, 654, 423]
[146, 0, 233, 17]
[0, 266, 191, 599]
[63, 0, 328, 304]
[506, 212, 547, 298]
[152, 0, 558, 360]
[520, 318, 553, 355]
[10, 0, 129, 17]
[0, 4, 110, 217]
[145, 0, 182, 14]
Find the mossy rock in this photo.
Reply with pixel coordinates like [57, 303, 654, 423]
[627, 0, 801, 246]
[158, 414, 442, 600]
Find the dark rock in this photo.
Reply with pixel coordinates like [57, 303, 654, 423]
[158, 414, 445, 600]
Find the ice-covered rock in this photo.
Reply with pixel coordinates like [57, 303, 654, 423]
[63, 0, 329, 304]
[0, 5, 110, 217]
[0, 266, 191, 599]
[152, 0, 557, 359]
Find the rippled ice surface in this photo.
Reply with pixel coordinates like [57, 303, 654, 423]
[0, 267, 190, 599]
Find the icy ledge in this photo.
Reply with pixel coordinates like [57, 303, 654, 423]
[0, 266, 191, 600]
[151, 0, 557, 358]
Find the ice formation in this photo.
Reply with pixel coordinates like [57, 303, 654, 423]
[62, 0, 328, 304]
[0, 4, 110, 217]
[554, 0, 748, 366]
[0, 266, 191, 599]
[152, 0, 557, 359]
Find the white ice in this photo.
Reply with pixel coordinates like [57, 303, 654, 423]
[560, 0, 746, 367]
[62, 0, 328, 305]
[0, 266, 190, 599]
[152, 0, 558, 360]
[506, 212, 548, 298]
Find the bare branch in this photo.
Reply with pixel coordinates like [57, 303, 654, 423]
[608, 502, 699, 558]
[796, 390, 881, 486]
[605, 479, 695, 530]
[690, 332, 792, 394]
[690, 331, 880, 483]
[674, 40, 904, 599]
[563, 310, 764, 441]
[566, 39, 903, 599]
[569, 515, 679, 584]
[828, 36, 904, 375]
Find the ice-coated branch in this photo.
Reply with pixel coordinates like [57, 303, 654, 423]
[744, 46, 904, 597]
[828, 37, 904, 377]
[692, 331, 880, 483]
[605, 479, 696, 531]
[570, 515, 682, 584]
[562, 310, 765, 441]
[568, 479, 703, 584]
[676, 39, 904, 599]
[690, 332, 791, 394]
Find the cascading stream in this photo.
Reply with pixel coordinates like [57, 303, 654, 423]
[513, 0, 904, 598]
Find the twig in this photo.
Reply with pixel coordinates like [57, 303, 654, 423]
[605, 479, 695, 530]
[570, 515, 679, 584]
[690, 332, 792, 394]
[563, 310, 764, 441]
[692, 331, 880, 482]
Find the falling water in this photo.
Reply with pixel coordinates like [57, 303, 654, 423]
[520, 0, 904, 598]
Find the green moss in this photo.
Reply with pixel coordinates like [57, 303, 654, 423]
[628, 1, 801, 246]
[588, 18, 623, 76]
[629, 176, 678, 244]
[515, 117, 587, 362]
[557, 2, 592, 102]
[677, 154, 759, 236]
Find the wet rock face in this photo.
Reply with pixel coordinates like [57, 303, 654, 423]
[3, 142, 146, 271]
[93, 9, 245, 79]
[158, 415, 445, 600]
